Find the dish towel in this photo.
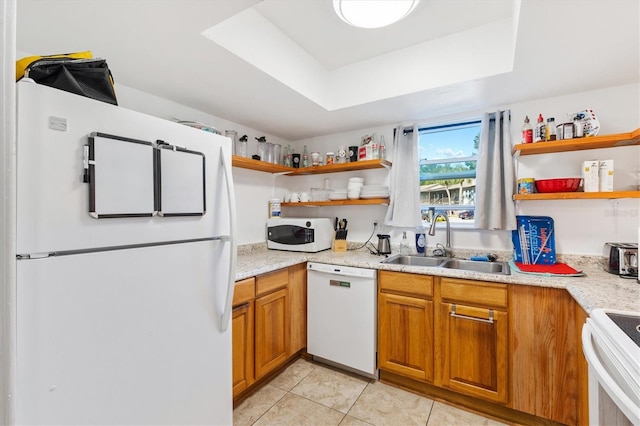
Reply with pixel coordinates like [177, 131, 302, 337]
[509, 260, 585, 277]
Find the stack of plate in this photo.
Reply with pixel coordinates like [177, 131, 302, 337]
[347, 177, 364, 199]
[360, 185, 389, 199]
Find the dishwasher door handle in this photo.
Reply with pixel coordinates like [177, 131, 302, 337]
[329, 279, 351, 288]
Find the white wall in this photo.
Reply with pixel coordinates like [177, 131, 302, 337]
[289, 83, 640, 255]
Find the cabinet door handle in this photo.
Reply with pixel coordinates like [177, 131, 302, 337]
[232, 302, 250, 311]
[450, 304, 494, 324]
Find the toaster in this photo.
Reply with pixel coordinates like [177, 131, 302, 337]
[604, 243, 638, 277]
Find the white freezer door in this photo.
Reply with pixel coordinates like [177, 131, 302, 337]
[16, 81, 232, 254]
[16, 240, 232, 425]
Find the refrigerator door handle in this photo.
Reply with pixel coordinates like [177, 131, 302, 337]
[219, 145, 237, 332]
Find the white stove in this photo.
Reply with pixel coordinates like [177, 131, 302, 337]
[582, 308, 640, 425]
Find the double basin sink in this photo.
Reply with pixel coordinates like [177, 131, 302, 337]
[381, 254, 510, 275]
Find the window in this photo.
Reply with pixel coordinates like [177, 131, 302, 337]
[418, 120, 481, 224]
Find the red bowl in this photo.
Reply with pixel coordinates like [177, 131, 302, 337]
[535, 178, 582, 193]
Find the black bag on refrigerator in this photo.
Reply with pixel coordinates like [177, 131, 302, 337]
[19, 56, 118, 105]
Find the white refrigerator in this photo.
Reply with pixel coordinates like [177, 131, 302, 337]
[14, 80, 237, 425]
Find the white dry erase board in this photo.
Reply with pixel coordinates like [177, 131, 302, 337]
[88, 132, 156, 218]
[156, 144, 206, 216]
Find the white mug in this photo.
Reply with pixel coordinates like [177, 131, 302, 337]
[290, 192, 300, 202]
[283, 193, 291, 203]
[300, 192, 310, 202]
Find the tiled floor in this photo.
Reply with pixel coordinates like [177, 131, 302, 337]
[234, 359, 510, 426]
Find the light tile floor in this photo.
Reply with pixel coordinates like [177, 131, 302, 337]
[234, 359, 511, 426]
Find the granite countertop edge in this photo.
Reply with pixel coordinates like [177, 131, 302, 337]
[235, 245, 640, 314]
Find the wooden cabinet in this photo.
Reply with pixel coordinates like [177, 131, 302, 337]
[378, 271, 434, 382]
[254, 269, 290, 380]
[436, 278, 509, 404]
[509, 285, 580, 425]
[232, 278, 255, 397]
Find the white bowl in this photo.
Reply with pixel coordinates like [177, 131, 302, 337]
[347, 183, 363, 190]
[347, 193, 360, 200]
[349, 177, 364, 182]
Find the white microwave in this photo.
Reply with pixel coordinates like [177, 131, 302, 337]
[266, 218, 333, 252]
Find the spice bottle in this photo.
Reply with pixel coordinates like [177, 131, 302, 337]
[546, 117, 556, 141]
[534, 114, 545, 142]
[521, 116, 533, 143]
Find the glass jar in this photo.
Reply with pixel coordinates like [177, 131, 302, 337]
[325, 152, 335, 165]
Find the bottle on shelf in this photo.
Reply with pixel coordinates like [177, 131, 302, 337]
[534, 114, 545, 142]
[302, 145, 309, 168]
[521, 116, 533, 143]
[546, 117, 556, 141]
[399, 231, 411, 255]
[379, 135, 386, 160]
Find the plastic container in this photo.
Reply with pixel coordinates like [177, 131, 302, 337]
[518, 178, 535, 194]
[268, 198, 281, 218]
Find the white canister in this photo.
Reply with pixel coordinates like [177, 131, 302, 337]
[268, 198, 281, 218]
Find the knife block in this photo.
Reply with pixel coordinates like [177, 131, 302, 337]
[333, 239, 347, 252]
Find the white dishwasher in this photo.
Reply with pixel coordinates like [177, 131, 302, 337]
[307, 262, 377, 378]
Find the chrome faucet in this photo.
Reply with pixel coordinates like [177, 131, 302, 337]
[428, 212, 452, 257]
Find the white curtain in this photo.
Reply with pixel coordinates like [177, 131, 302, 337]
[474, 111, 517, 230]
[384, 125, 422, 228]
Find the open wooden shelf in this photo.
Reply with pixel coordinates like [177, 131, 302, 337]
[231, 156, 295, 173]
[512, 128, 640, 156]
[288, 159, 391, 175]
[231, 156, 390, 175]
[514, 191, 639, 200]
[282, 197, 390, 207]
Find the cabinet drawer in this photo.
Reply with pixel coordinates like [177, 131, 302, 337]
[233, 277, 255, 306]
[440, 278, 507, 309]
[379, 270, 433, 298]
[256, 269, 288, 297]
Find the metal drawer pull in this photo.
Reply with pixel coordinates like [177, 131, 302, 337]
[450, 304, 494, 324]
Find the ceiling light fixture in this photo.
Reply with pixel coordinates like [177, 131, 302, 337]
[332, 0, 420, 29]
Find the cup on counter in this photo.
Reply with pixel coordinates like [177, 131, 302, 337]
[290, 192, 300, 202]
[300, 192, 310, 202]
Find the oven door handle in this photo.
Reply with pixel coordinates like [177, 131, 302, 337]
[582, 324, 640, 425]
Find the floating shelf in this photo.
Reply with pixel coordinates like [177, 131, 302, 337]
[282, 197, 390, 207]
[231, 156, 390, 175]
[231, 156, 294, 173]
[514, 191, 639, 200]
[512, 128, 640, 156]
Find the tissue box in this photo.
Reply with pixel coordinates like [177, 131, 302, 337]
[598, 160, 614, 192]
[582, 160, 600, 192]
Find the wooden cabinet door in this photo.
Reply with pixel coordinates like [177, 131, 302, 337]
[288, 263, 307, 355]
[510, 286, 579, 425]
[232, 302, 254, 397]
[378, 292, 434, 382]
[254, 288, 289, 379]
[438, 302, 508, 404]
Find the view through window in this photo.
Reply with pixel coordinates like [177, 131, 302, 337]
[418, 120, 481, 224]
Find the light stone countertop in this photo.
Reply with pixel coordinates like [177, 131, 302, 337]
[236, 244, 640, 314]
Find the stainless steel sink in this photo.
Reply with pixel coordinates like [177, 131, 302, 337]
[381, 254, 450, 267]
[440, 259, 510, 275]
[381, 255, 510, 275]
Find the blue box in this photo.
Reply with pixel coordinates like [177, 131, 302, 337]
[512, 215, 556, 265]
